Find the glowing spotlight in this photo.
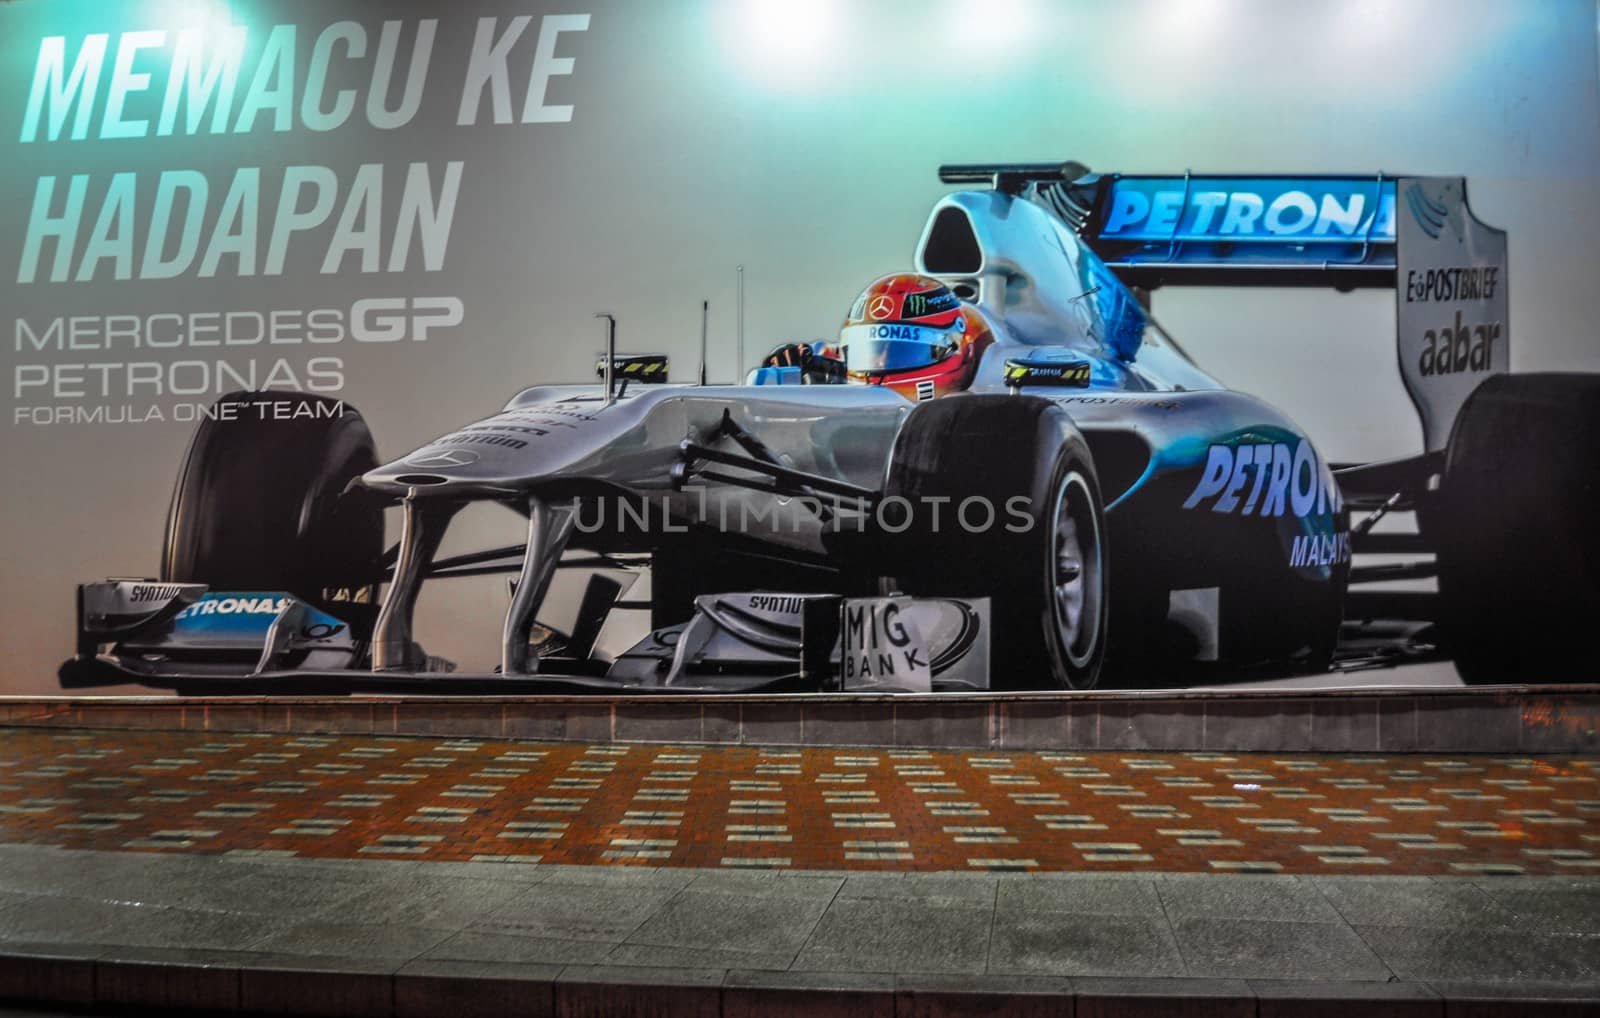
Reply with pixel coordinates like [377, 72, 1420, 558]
[949, 0, 1039, 56]
[738, 0, 834, 57]
[1146, 0, 1230, 48]
[142, 0, 243, 33]
[721, 0, 842, 89]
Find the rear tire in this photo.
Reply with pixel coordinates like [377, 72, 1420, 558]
[1434, 373, 1600, 684]
[881, 395, 1109, 690]
[161, 391, 384, 624]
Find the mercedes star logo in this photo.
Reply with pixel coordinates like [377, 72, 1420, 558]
[404, 448, 480, 468]
[867, 294, 896, 320]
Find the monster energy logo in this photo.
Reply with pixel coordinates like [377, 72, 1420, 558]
[902, 289, 957, 318]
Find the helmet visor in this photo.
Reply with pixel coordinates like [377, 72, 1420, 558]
[839, 323, 958, 374]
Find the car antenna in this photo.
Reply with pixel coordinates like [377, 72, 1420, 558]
[595, 312, 616, 407]
[736, 265, 745, 384]
[699, 299, 709, 386]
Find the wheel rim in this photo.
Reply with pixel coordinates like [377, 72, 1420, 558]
[1050, 470, 1103, 675]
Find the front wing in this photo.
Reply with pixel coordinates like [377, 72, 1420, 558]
[61, 582, 992, 696]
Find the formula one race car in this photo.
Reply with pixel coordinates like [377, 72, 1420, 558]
[62, 162, 1600, 694]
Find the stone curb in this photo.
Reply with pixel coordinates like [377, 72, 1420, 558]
[2, 947, 1598, 1017]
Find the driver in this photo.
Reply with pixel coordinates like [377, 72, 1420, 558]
[837, 273, 994, 400]
[760, 273, 994, 400]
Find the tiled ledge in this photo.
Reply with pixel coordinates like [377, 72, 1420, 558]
[2, 686, 1596, 753]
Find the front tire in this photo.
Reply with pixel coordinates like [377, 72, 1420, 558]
[161, 391, 384, 625]
[881, 395, 1109, 690]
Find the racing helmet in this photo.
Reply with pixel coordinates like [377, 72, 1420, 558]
[839, 273, 993, 400]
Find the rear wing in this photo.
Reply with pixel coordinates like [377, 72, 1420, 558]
[1079, 174, 1398, 290]
[937, 163, 1510, 451]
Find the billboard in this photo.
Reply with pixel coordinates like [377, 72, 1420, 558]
[2, 0, 1598, 695]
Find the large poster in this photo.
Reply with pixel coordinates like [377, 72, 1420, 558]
[2, 0, 1598, 694]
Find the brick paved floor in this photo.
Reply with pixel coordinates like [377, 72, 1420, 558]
[1, 727, 1595, 874]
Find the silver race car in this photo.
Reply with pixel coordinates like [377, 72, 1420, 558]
[63, 162, 1600, 694]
